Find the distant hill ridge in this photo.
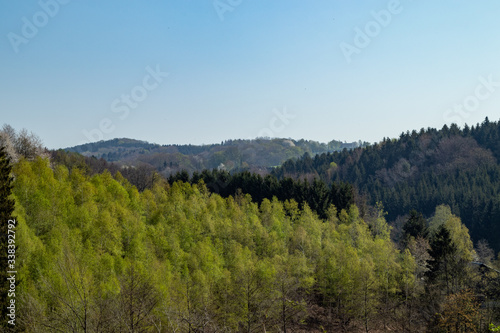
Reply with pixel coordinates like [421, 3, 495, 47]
[66, 137, 368, 176]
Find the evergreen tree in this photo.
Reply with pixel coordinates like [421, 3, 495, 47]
[402, 210, 428, 247]
[428, 225, 457, 294]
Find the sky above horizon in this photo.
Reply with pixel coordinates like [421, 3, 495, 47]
[2, 1, 500, 149]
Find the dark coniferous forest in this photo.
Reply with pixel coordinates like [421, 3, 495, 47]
[1, 120, 500, 332]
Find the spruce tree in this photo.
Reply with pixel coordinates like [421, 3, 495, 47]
[402, 209, 428, 247]
[428, 225, 457, 294]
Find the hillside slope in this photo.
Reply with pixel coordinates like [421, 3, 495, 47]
[272, 118, 500, 252]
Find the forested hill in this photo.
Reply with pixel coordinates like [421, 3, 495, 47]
[4, 147, 497, 332]
[66, 137, 367, 176]
[2, 123, 500, 331]
[272, 117, 500, 252]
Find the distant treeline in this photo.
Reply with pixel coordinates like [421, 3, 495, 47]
[51, 149, 159, 191]
[66, 137, 368, 176]
[167, 169, 356, 219]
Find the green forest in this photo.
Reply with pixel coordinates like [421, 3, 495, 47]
[272, 118, 500, 254]
[1, 122, 500, 332]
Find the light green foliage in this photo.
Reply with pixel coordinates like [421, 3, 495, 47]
[400, 248, 417, 292]
[429, 205, 475, 261]
[428, 205, 476, 293]
[13, 157, 420, 332]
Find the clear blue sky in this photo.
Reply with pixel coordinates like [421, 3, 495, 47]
[1, 0, 500, 149]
